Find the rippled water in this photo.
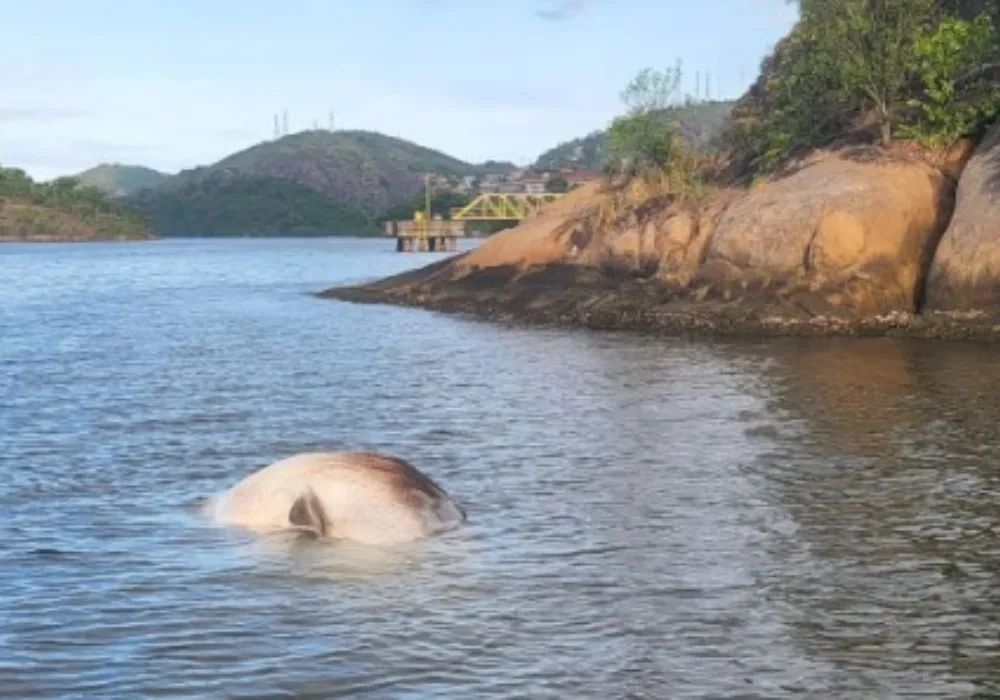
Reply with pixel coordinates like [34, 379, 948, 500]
[2, 237, 1000, 698]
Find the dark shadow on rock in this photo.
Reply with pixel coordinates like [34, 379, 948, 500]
[914, 174, 958, 313]
[982, 123, 1000, 195]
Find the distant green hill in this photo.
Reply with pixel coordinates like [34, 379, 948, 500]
[125, 171, 379, 237]
[165, 129, 491, 218]
[0, 166, 151, 241]
[74, 163, 171, 197]
[534, 130, 607, 171]
[534, 100, 736, 170]
[475, 160, 519, 175]
[113, 128, 515, 237]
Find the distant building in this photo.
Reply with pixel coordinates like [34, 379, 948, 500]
[519, 177, 548, 194]
[428, 174, 451, 189]
[479, 173, 504, 193]
[454, 175, 476, 194]
[428, 167, 598, 197]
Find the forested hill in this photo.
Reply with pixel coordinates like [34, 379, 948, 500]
[533, 100, 735, 170]
[114, 129, 516, 237]
[0, 167, 151, 241]
[125, 172, 380, 237]
[74, 163, 171, 198]
[160, 129, 503, 217]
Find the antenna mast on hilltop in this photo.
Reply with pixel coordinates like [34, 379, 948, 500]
[328, 111, 335, 131]
[273, 114, 280, 139]
[283, 109, 289, 135]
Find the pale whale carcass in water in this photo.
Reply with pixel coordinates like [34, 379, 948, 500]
[206, 451, 466, 545]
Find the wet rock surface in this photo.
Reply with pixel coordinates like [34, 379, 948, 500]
[321, 261, 1000, 342]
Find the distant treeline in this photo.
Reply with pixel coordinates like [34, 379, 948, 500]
[124, 173, 382, 237]
[0, 166, 150, 239]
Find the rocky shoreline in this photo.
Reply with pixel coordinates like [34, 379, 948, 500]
[319, 126, 1000, 344]
[320, 261, 1000, 342]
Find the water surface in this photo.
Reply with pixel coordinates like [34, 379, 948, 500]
[2, 237, 1000, 698]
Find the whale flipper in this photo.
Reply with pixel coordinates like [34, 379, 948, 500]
[288, 489, 329, 537]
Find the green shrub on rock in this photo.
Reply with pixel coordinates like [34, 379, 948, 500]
[724, 2, 1000, 176]
[902, 14, 1000, 148]
[604, 65, 711, 200]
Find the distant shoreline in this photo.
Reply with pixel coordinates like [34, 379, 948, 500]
[0, 233, 393, 243]
[0, 236, 152, 243]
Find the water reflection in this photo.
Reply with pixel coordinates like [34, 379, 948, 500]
[744, 338, 1000, 697]
[3, 239, 1000, 697]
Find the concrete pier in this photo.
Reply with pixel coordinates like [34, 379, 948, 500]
[384, 218, 464, 253]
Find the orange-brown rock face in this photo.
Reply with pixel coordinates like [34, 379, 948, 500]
[453, 182, 603, 272]
[696, 150, 953, 315]
[327, 144, 968, 336]
[925, 123, 1000, 312]
[452, 180, 737, 289]
[419, 149, 954, 319]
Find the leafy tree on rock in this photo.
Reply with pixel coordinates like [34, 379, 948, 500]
[605, 63, 694, 180]
[799, 0, 939, 146]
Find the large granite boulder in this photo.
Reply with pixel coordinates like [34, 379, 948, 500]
[452, 180, 736, 287]
[328, 146, 957, 327]
[925, 122, 1000, 311]
[696, 150, 953, 315]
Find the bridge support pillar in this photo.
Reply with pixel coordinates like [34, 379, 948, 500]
[392, 232, 463, 253]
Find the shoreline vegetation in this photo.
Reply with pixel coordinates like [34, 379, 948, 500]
[0, 168, 152, 242]
[322, 1, 1000, 341]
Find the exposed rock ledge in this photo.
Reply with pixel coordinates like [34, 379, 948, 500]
[321, 135, 1000, 342]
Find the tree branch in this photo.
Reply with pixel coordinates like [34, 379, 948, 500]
[955, 63, 1000, 89]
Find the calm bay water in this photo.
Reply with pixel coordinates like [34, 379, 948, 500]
[2, 237, 1000, 698]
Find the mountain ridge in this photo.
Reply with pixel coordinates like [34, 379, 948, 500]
[160, 129, 511, 217]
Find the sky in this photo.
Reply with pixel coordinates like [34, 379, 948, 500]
[0, 0, 799, 180]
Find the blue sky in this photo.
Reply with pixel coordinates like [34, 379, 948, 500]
[0, 0, 798, 180]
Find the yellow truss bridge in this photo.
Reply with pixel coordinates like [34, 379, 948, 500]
[385, 180, 566, 252]
[450, 192, 564, 221]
